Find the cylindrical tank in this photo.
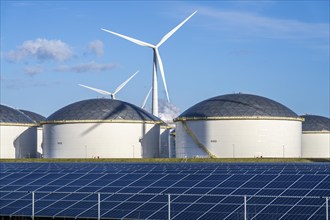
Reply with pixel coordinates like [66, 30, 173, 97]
[159, 124, 176, 158]
[174, 94, 303, 158]
[301, 115, 330, 158]
[20, 109, 46, 158]
[42, 99, 161, 158]
[0, 104, 37, 158]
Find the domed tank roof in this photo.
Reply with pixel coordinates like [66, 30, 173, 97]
[20, 109, 46, 123]
[301, 115, 330, 132]
[0, 104, 35, 125]
[45, 99, 160, 123]
[176, 93, 300, 121]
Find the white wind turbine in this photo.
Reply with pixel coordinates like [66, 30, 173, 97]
[101, 11, 197, 117]
[79, 70, 139, 99]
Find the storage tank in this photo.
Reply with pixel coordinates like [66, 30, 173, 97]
[0, 104, 37, 158]
[42, 99, 161, 158]
[301, 115, 330, 158]
[159, 124, 175, 158]
[174, 93, 303, 158]
[20, 110, 46, 158]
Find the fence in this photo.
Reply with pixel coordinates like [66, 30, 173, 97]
[1, 190, 329, 220]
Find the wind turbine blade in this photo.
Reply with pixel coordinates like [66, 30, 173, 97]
[78, 84, 112, 96]
[101, 28, 155, 48]
[142, 87, 152, 109]
[155, 49, 170, 102]
[113, 70, 139, 95]
[157, 10, 197, 47]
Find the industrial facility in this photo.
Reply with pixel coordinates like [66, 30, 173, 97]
[174, 93, 303, 158]
[0, 104, 37, 158]
[301, 114, 330, 158]
[2, 98, 329, 159]
[41, 98, 162, 158]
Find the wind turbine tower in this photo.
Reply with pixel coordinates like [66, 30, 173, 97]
[102, 11, 197, 117]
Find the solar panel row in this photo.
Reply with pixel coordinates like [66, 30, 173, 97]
[1, 191, 327, 219]
[0, 162, 329, 219]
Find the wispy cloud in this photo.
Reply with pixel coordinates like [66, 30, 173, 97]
[11, 2, 33, 7]
[88, 40, 104, 56]
[1, 76, 61, 90]
[5, 38, 73, 62]
[55, 61, 118, 73]
[24, 65, 43, 76]
[198, 7, 329, 40]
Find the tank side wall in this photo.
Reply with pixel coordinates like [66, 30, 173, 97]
[176, 120, 301, 158]
[43, 123, 159, 158]
[302, 133, 330, 158]
[0, 125, 37, 158]
[175, 121, 209, 158]
[141, 123, 160, 158]
[160, 128, 170, 158]
[37, 127, 43, 158]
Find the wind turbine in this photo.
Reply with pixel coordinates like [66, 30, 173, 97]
[101, 11, 197, 117]
[79, 70, 139, 99]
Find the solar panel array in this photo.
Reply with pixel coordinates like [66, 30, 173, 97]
[0, 162, 329, 219]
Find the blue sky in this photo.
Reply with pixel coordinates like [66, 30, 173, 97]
[1, 1, 329, 119]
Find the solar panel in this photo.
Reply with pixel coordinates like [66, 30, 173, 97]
[0, 162, 329, 219]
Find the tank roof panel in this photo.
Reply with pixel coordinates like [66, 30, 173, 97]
[178, 93, 299, 119]
[0, 104, 35, 124]
[301, 115, 330, 131]
[46, 99, 160, 122]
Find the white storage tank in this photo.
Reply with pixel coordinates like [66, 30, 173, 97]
[159, 124, 170, 158]
[301, 115, 330, 158]
[169, 128, 176, 158]
[20, 110, 46, 158]
[42, 99, 161, 158]
[174, 93, 303, 158]
[0, 104, 37, 158]
[159, 124, 175, 158]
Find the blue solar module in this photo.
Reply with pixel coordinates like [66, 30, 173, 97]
[0, 162, 329, 219]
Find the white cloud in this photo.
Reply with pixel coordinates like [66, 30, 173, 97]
[24, 65, 43, 76]
[88, 40, 104, 56]
[158, 99, 181, 124]
[5, 38, 73, 62]
[55, 61, 118, 73]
